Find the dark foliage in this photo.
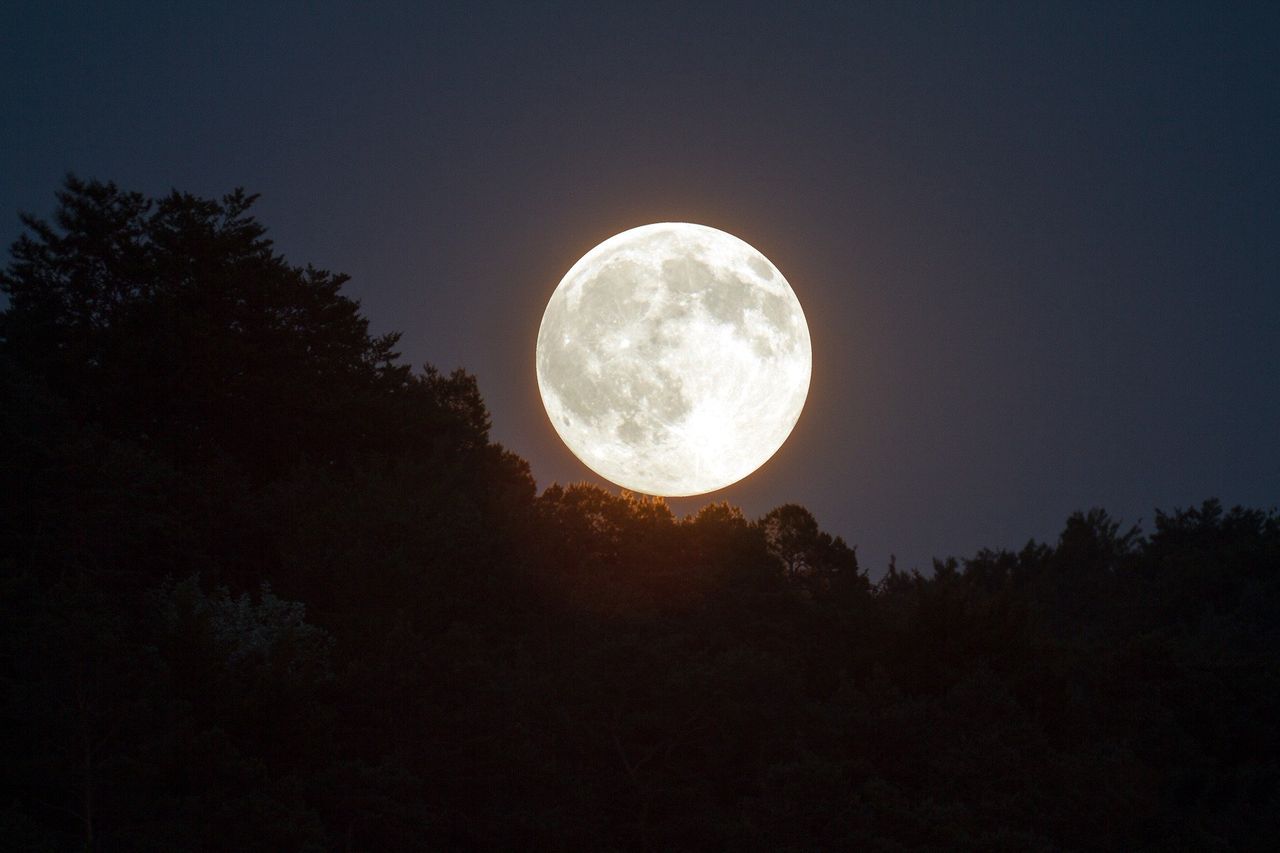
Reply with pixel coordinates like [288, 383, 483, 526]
[2, 178, 1276, 850]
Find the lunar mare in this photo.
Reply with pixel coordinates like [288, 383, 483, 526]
[536, 223, 811, 496]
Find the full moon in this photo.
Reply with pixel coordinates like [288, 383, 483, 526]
[536, 223, 811, 497]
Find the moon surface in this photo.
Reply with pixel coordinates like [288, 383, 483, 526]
[536, 223, 811, 497]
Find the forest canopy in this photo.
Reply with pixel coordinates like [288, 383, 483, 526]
[2, 178, 1277, 851]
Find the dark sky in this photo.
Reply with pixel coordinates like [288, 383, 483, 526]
[3, 1, 1277, 575]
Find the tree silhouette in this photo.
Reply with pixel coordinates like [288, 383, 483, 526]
[1, 176, 419, 482]
[2, 178, 1276, 850]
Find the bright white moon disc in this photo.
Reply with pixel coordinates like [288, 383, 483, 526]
[536, 223, 811, 497]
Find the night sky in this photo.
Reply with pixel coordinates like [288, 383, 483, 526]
[3, 1, 1277, 575]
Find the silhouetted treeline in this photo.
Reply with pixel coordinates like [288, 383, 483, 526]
[2, 178, 1276, 851]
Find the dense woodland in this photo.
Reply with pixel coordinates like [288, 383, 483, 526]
[1, 178, 1276, 851]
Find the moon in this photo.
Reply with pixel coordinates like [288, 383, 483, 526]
[536, 223, 811, 497]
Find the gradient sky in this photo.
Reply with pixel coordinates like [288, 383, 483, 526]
[3, 1, 1277, 575]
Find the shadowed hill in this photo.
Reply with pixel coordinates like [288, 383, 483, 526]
[2, 178, 1276, 851]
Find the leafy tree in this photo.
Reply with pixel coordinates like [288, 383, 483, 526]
[1, 175, 414, 483]
[759, 504, 866, 606]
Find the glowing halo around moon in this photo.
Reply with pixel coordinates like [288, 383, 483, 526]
[536, 223, 812, 497]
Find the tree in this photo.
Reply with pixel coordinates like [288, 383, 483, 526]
[0, 175, 412, 482]
[758, 503, 862, 592]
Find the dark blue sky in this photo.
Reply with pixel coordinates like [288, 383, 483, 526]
[3, 1, 1277, 574]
